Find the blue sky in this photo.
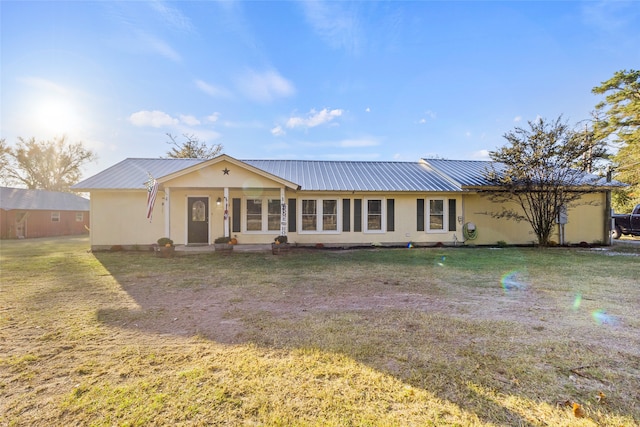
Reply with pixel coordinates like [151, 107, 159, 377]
[2, 1, 639, 178]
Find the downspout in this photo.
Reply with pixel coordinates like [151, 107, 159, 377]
[605, 169, 612, 246]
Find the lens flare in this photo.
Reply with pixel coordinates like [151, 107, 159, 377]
[592, 309, 619, 326]
[572, 293, 582, 311]
[500, 271, 526, 292]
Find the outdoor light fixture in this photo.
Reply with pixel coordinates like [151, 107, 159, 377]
[216, 197, 222, 206]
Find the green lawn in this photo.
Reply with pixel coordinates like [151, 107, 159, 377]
[1, 237, 639, 426]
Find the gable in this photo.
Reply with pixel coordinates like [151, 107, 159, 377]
[159, 155, 300, 190]
[163, 158, 297, 190]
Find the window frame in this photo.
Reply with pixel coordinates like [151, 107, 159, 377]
[243, 197, 282, 233]
[51, 212, 60, 222]
[364, 198, 386, 234]
[298, 197, 341, 234]
[75, 212, 84, 222]
[426, 198, 448, 233]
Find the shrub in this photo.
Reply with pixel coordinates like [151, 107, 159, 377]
[157, 237, 173, 246]
[274, 235, 288, 244]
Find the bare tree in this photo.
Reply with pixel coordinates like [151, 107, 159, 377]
[2, 136, 97, 192]
[485, 116, 607, 246]
[165, 133, 223, 159]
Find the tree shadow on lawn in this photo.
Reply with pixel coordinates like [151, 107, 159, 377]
[94, 251, 639, 426]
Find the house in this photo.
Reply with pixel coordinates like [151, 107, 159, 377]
[71, 155, 620, 250]
[0, 187, 90, 239]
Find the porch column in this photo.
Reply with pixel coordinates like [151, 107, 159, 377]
[223, 187, 230, 238]
[280, 187, 287, 236]
[164, 187, 171, 238]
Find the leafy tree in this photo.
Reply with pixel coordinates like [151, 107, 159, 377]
[486, 116, 607, 246]
[0, 138, 10, 178]
[1, 136, 97, 192]
[592, 69, 640, 212]
[165, 133, 223, 159]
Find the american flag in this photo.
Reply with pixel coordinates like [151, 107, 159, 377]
[145, 173, 159, 221]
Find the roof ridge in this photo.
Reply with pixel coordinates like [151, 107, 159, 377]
[243, 159, 421, 164]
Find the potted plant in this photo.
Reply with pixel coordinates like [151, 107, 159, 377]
[155, 237, 175, 258]
[272, 235, 289, 255]
[214, 236, 234, 253]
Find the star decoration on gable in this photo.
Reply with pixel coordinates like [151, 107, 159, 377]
[222, 168, 230, 175]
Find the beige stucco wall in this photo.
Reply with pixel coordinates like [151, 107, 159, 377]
[461, 192, 608, 245]
[89, 190, 165, 248]
[282, 192, 463, 247]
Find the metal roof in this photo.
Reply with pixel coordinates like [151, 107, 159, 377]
[0, 187, 90, 211]
[423, 158, 626, 188]
[422, 159, 502, 187]
[73, 158, 206, 190]
[72, 156, 625, 193]
[243, 160, 461, 191]
[73, 157, 463, 192]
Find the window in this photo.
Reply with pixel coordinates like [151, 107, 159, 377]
[323, 200, 337, 231]
[366, 199, 383, 232]
[246, 199, 262, 231]
[76, 212, 84, 222]
[427, 199, 445, 232]
[267, 199, 281, 231]
[245, 198, 282, 232]
[51, 212, 60, 222]
[301, 200, 317, 231]
[192, 200, 206, 222]
[300, 199, 340, 233]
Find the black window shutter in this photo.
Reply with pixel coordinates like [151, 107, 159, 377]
[232, 198, 241, 232]
[288, 198, 296, 232]
[342, 199, 350, 232]
[354, 199, 362, 232]
[448, 199, 457, 231]
[387, 199, 395, 231]
[417, 199, 425, 231]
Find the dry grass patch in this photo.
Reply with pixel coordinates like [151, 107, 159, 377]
[1, 237, 639, 426]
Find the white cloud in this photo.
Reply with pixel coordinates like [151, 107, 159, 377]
[299, 136, 380, 149]
[128, 110, 178, 127]
[236, 69, 295, 102]
[179, 114, 200, 126]
[465, 131, 472, 137]
[206, 112, 220, 123]
[337, 138, 379, 148]
[195, 79, 232, 98]
[365, 107, 371, 112]
[514, 116, 522, 122]
[286, 108, 343, 129]
[271, 125, 286, 137]
[472, 149, 491, 160]
[149, 1, 193, 32]
[301, 1, 362, 54]
[138, 31, 181, 62]
[581, 0, 636, 31]
[417, 110, 436, 124]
